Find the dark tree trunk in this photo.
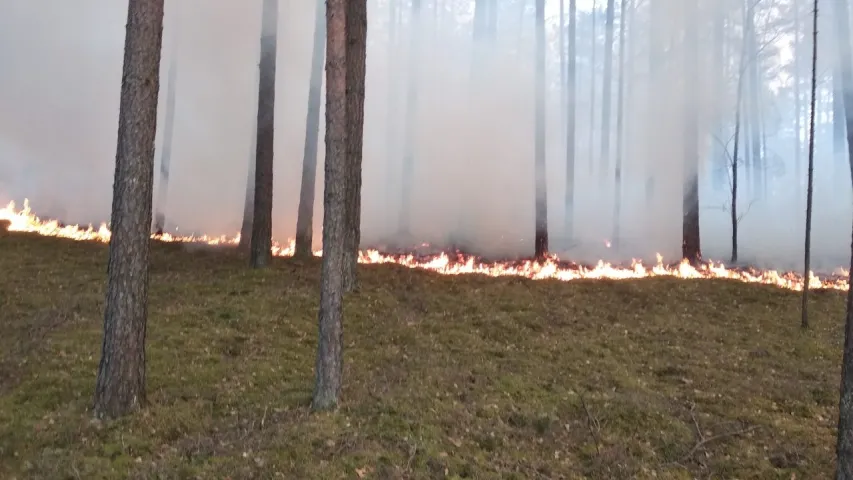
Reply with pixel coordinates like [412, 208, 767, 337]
[312, 0, 349, 412]
[249, 0, 278, 268]
[398, 0, 422, 236]
[833, 0, 853, 473]
[534, 0, 548, 259]
[295, 0, 327, 259]
[801, 0, 818, 330]
[599, 0, 615, 180]
[731, 101, 741, 264]
[681, 0, 700, 265]
[564, 0, 577, 238]
[93, 0, 164, 420]
[612, 0, 626, 244]
[342, 0, 368, 293]
[153, 50, 176, 233]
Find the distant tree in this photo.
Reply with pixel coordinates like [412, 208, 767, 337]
[342, 0, 368, 292]
[534, 0, 548, 259]
[599, 0, 615, 179]
[93, 0, 165, 420]
[398, 0, 423, 237]
[313, 0, 362, 411]
[800, 0, 818, 330]
[238, 67, 260, 253]
[295, 0, 327, 259]
[681, 0, 701, 264]
[611, 0, 626, 245]
[834, 0, 853, 472]
[564, 0, 577, 239]
[249, 0, 279, 268]
[153, 49, 176, 234]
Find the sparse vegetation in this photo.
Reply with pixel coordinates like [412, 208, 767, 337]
[0, 233, 845, 478]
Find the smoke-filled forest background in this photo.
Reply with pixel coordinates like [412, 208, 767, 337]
[0, 0, 848, 271]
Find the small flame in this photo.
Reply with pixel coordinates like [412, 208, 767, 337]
[1, 199, 848, 292]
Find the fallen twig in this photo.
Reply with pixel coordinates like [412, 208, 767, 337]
[579, 393, 602, 455]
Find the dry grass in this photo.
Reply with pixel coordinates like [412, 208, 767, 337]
[0, 232, 845, 479]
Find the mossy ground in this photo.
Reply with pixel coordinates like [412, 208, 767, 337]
[0, 232, 846, 479]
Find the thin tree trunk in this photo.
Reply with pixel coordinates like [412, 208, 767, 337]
[731, 98, 742, 264]
[565, 0, 577, 239]
[534, 0, 548, 259]
[398, 0, 422, 236]
[681, 0, 700, 264]
[599, 0, 615, 180]
[342, 0, 368, 292]
[93, 0, 164, 420]
[588, 0, 597, 174]
[249, 0, 278, 269]
[238, 107, 257, 253]
[295, 0, 327, 259]
[153, 47, 176, 234]
[612, 0, 626, 244]
[312, 0, 349, 412]
[802, 0, 818, 330]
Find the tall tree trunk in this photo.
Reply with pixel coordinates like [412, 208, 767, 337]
[153, 48, 176, 234]
[731, 94, 742, 264]
[612, 0, 626, 244]
[802, 0, 819, 330]
[681, 0, 700, 264]
[313, 0, 350, 412]
[794, 0, 802, 187]
[295, 0, 327, 259]
[398, 0, 422, 236]
[238, 105, 258, 253]
[832, 0, 853, 473]
[534, 0, 548, 259]
[249, 0, 278, 269]
[599, 0, 615, 180]
[93, 0, 164, 420]
[565, 0, 577, 239]
[588, 0, 597, 174]
[342, 0, 368, 292]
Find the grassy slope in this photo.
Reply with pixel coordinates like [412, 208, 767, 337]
[0, 232, 846, 479]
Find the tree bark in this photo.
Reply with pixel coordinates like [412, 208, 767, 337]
[313, 0, 349, 412]
[564, 0, 577, 239]
[295, 0, 327, 259]
[681, 0, 700, 265]
[534, 0, 548, 259]
[93, 0, 164, 420]
[249, 0, 278, 269]
[801, 0, 818, 330]
[342, 0, 368, 292]
[599, 0, 615, 180]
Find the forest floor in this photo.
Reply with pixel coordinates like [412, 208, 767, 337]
[0, 232, 845, 479]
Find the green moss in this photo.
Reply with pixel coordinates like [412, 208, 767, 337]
[0, 232, 846, 478]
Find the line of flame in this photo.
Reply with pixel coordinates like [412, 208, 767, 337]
[1, 199, 848, 291]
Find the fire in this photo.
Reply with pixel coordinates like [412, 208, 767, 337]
[1, 199, 849, 292]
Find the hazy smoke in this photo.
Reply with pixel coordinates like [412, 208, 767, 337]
[0, 0, 850, 273]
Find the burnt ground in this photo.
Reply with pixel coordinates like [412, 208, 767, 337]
[0, 232, 846, 479]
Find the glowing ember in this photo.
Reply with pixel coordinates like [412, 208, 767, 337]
[1, 199, 848, 291]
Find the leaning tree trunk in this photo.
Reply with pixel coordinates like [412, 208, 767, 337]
[681, 0, 700, 264]
[342, 0, 368, 292]
[832, 0, 853, 473]
[312, 0, 353, 412]
[564, 0, 577, 239]
[93, 0, 164, 420]
[801, 0, 819, 330]
[534, 0, 548, 259]
[295, 0, 327, 259]
[599, 0, 615, 181]
[249, 0, 278, 269]
[398, 0, 422, 237]
[611, 0, 626, 244]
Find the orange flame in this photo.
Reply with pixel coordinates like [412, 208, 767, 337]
[1, 199, 848, 292]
